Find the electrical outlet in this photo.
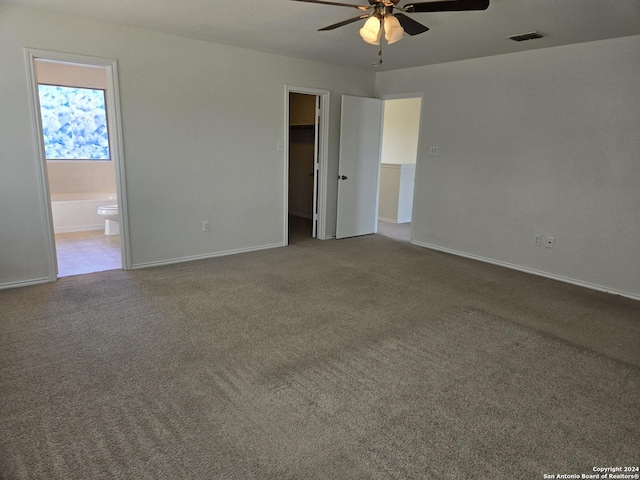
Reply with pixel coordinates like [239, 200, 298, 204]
[202, 220, 210, 232]
[429, 146, 439, 156]
[533, 234, 541, 246]
[545, 236, 555, 248]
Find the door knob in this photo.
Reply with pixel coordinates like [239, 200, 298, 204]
[309, 173, 314, 177]
[339, 175, 348, 180]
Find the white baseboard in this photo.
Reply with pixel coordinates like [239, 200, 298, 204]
[132, 242, 285, 270]
[0, 277, 52, 291]
[1, 243, 285, 289]
[54, 225, 103, 234]
[378, 217, 412, 224]
[411, 240, 640, 302]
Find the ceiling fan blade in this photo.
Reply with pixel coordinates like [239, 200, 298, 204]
[406, 0, 489, 13]
[318, 14, 370, 31]
[393, 13, 429, 36]
[291, 0, 371, 11]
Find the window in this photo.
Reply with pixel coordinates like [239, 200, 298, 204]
[38, 84, 110, 160]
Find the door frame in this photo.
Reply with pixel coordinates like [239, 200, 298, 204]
[378, 91, 425, 243]
[24, 48, 131, 278]
[284, 85, 330, 242]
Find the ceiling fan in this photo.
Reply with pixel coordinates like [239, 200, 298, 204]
[292, 0, 489, 53]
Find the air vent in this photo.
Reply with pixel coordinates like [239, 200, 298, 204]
[507, 31, 544, 42]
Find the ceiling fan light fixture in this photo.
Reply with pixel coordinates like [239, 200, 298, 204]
[359, 15, 382, 45]
[295, 0, 492, 61]
[384, 14, 404, 44]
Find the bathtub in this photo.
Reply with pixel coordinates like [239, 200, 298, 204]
[50, 193, 117, 233]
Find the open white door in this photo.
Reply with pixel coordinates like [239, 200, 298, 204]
[336, 95, 383, 239]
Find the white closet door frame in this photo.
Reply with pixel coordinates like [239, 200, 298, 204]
[284, 85, 330, 242]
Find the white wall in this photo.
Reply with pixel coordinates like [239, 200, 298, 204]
[380, 97, 421, 165]
[378, 164, 415, 224]
[46, 162, 116, 196]
[376, 36, 640, 298]
[0, 5, 375, 286]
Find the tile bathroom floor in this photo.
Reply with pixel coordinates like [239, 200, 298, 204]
[55, 230, 121, 277]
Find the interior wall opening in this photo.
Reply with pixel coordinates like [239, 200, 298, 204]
[33, 58, 122, 277]
[376, 96, 422, 243]
[288, 92, 320, 243]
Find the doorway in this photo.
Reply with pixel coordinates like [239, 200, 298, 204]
[334, 93, 422, 241]
[285, 86, 329, 244]
[377, 95, 423, 243]
[26, 49, 130, 279]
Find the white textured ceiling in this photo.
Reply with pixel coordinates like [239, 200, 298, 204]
[6, 0, 640, 71]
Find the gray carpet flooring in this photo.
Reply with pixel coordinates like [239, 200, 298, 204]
[1, 233, 639, 479]
[377, 221, 411, 243]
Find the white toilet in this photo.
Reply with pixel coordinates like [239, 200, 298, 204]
[97, 204, 119, 235]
